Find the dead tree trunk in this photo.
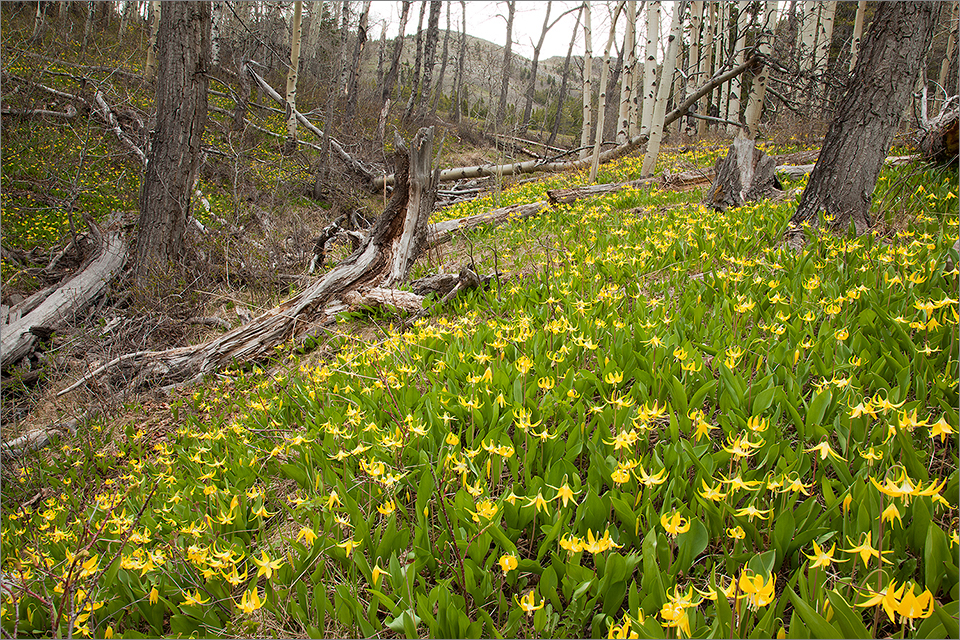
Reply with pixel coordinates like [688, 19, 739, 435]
[548, 5, 582, 147]
[381, 0, 411, 105]
[495, 0, 516, 129]
[61, 129, 438, 394]
[416, 0, 442, 118]
[452, 0, 467, 123]
[520, 1, 553, 135]
[790, 2, 941, 235]
[345, 0, 371, 120]
[702, 137, 784, 210]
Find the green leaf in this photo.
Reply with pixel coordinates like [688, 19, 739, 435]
[925, 525, 949, 596]
[786, 586, 840, 639]
[752, 385, 777, 415]
[826, 590, 871, 639]
[279, 463, 309, 489]
[805, 389, 832, 433]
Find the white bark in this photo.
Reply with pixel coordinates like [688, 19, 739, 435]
[686, 1, 703, 131]
[798, 1, 819, 77]
[617, 1, 637, 144]
[307, 1, 324, 57]
[579, 1, 594, 159]
[814, 1, 836, 76]
[743, 2, 777, 138]
[589, 1, 626, 183]
[726, 1, 747, 134]
[639, 1, 661, 136]
[935, 1, 959, 112]
[286, 1, 304, 145]
[717, 2, 729, 121]
[699, 1, 715, 136]
[848, 0, 866, 72]
[144, 1, 160, 81]
[640, 0, 684, 177]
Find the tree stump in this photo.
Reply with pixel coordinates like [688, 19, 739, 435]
[701, 137, 784, 211]
[920, 98, 959, 164]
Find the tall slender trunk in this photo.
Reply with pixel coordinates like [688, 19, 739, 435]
[726, 1, 747, 134]
[82, 0, 94, 54]
[617, 1, 636, 144]
[30, 0, 44, 43]
[744, 2, 777, 138]
[848, 0, 866, 72]
[639, 1, 661, 136]
[495, 0, 516, 129]
[580, 2, 594, 159]
[307, 1, 324, 59]
[144, 1, 160, 81]
[717, 2, 730, 121]
[683, 0, 703, 135]
[430, 4, 451, 117]
[520, 1, 553, 135]
[345, 0, 370, 119]
[284, 1, 303, 154]
[338, 1, 351, 95]
[452, 0, 467, 123]
[589, 1, 625, 183]
[935, 1, 959, 113]
[641, 0, 685, 177]
[376, 19, 387, 88]
[815, 0, 837, 114]
[382, 0, 410, 105]
[403, 1, 427, 122]
[417, 1, 442, 117]
[549, 5, 583, 146]
[698, 1, 715, 136]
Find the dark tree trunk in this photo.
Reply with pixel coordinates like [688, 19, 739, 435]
[417, 1, 442, 116]
[430, 2, 451, 117]
[790, 2, 941, 235]
[403, 1, 428, 122]
[135, 1, 211, 278]
[495, 0, 516, 129]
[452, 0, 467, 123]
[548, 6, 582, 146]
[520, 1, 552, 135]
[345, 0, 370, 119]
[381, 0, 410, 104]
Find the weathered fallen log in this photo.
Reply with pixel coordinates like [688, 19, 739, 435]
[373, 57, 758, 190]
[59, 128, 438, 394]
[1, 223, 128, 371]
[1, 105, 77, 119]
[702, 138, 784, 211]
[427, 202, 548, 246]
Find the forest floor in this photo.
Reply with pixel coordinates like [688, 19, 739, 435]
[2, 8, 959, 640]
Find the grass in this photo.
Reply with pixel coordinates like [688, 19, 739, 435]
[2, 147, 957, 639]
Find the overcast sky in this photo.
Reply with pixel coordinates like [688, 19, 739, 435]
[366, 1, 647, 61]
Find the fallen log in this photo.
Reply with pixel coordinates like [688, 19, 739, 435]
[59, 128, 438, 394]
[1, 222, 128, 371]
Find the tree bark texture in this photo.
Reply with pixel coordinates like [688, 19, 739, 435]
[345, 0, 370, 119]
[617, 0, 636, 144]
[135, 1, 210, 278]
[403, 1, 427, 122]
[589, 1, 625, 183]
[417, 0, 442, 117]
[579, 2, 594, 159]
[144, 0, 160, 81]
[452, 0, 466, 122]
[640, 0, 685, 178]
[639, 1, 660, 136]
[791, 2, 941, 235]
[495, 0, 516, 129]
[382, 0, 410, 104]
[702, 137, 784, 211]
[284, 0, 303, 154]
[429, 2, 451, 117]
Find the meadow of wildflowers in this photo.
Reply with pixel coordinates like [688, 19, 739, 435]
[2, 143, 957, 639]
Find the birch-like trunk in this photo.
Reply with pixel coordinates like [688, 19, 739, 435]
[452, 0, 467, 122]
[684, 1, 703, 135]
[549, 6, 582, 146]
[617, 1, 637, 144]
[495, 0, 516, 129]
[429, 3, 451, 117]
[718, 2, 730, 121]
[639, 1, 661, 136]
[725, 1, 747, 134]
[403, 2, 427, 122]
[416, 1, 441, 117]
[848, 0, 866, 72]
[589, 1, 626, 183]
[144, 1, 160, 81]
[306, 1, 324, 58]
[82, 0, 94, 53]
[284, 1, 303, 154]
[345, 0, 370, 119]
[798, 1, 819, 78]
[381, 0, 410, 105]
[521, 1, 553, 135]
[743, 2, 777, 138]
[935, 1, 959, 113]
[580, 2, 594, 159]
[640, 0, 685, 177]
[814, 0, 837, 114]
[699, 1, 715, 136]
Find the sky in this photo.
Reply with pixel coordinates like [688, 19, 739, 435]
[366, 1, 637, 62]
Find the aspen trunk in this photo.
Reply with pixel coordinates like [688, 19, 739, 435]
[848, 0, 866, 72]
[549, 5, 582, 146]
[416, 1, 441, 117]
[144, 1, 160, 81]
[495, 0, 516, 129]
[429, 3, 451, 117]
[718, 2, 730, 122]
[699, 1, 715, 136]
[306, 1, 324, 58]
[617, 0, 637, 144]
[743, 2, 777, 138]
[452, 0, 467, 122]
[284, 0, 303, 155]
[521, 1, 553, 135]
[685, 0, 703, 136]
[589, 1, 625, 183]
[815, 1, 837, 113]
[345, 0, 371, 119]
[640, 0, 684, 178]
[580, 2, 594, 159]
[726, 1, 747, 134]
[382, 0, 410, 105]
[639, 1, 661, 136]
[403, 1, 427, 122]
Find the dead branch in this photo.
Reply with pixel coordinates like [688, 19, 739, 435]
[94, 91, 147, 165]
[1, 105, 77, 119]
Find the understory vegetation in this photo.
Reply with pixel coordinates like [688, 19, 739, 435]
[2, 150, 957, 639]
